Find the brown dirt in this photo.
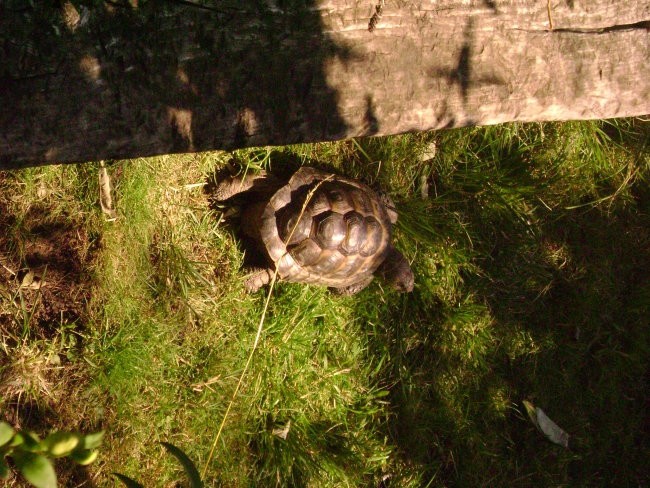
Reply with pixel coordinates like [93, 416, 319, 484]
[0, 205, 98, 338]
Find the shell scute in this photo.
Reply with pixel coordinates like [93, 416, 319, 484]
[349, 189, 375, 217]
[289, 238, 322, 267]
[314, 211, 346, 250]
[341, 211, 365, 255]
[279, 209, 312, 246]
[324, 184, 355, 215]
[359, 217, 383, 257]
[306, 188, 331, 216]
[309, 249, 346, 274]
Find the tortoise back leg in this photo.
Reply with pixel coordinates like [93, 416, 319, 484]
[213, 171, 281, 201]
[244, 267, 275, 292]
[331, 275, 374, 296]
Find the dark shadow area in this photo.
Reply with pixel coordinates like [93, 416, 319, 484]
[350, 122, 650, 485]
[0, 1, 353, 167]
[362, 94, 380, 136]
[249, 415, 360, 487]
[428, 17, 504, 107]
[453, 18, 472, 102]
[482, 0, 499, 14]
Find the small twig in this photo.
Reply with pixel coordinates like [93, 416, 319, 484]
[1, 261, 16, 276]
[183, 182, 207, 190]
[547, 0, 554, 30]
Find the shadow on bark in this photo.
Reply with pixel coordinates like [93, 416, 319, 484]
[0, 1, 353, 167]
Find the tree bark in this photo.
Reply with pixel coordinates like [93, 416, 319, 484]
[1, 1, 648, 168]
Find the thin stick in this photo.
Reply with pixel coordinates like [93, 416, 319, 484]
[201, 174, 333, 478]
[1, 261, 16, 276]
[201, 269, 278, 478]
[547, 0, 554, 30]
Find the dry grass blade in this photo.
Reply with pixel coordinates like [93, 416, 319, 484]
[99, 161, 117, 221]
[1, 258, 17, 277]
[202, 174, 332, 478]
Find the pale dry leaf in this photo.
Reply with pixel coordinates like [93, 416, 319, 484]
[536, 407, 569, 448]
[47, 353, 62, 366]
[37, 185, 48, 199]
[61, 1, 80, 31]
[272, 420, 291, 440]
[20, 270, 46, 290]
[99, 161, 117, 221]
[420, 141, 437, 162]
[523, 400, 569, 448]
[20, 271, 35, 288]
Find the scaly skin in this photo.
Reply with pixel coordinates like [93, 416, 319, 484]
[244, 267, 274, 293]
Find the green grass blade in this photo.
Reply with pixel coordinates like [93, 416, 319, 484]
[112, 473, 145, 488]
[161, 442, 203, 488]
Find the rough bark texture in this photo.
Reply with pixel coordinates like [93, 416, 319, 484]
[1, 1, 648, 168]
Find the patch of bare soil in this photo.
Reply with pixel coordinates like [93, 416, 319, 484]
[0, 207, 97, 338]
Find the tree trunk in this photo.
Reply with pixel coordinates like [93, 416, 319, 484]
[1, 1, 648, 168]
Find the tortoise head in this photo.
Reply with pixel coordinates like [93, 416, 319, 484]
[376, 246, 414, 292]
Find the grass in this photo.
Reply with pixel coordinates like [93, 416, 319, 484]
[0, 118, 648, 486]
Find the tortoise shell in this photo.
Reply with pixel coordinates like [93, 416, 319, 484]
[259, 167, 392, 287]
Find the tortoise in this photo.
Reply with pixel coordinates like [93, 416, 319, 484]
[213, 166, 414, 294]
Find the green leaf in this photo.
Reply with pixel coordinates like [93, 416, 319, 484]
[160, 442, 203, 488]
[21, 432, 42, 452]
[69, 449, 98, 466]
[42, 432, 80, 457]
[113, 472, 145, 488]
[12, 451, 57, 488]
[0, 422, 14, 447]
[10, 432, 24, 447]
[80, 431, 104, 450]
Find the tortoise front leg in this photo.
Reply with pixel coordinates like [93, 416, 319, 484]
[331, 275, 374, 296]
[213, 171, 280, 201]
